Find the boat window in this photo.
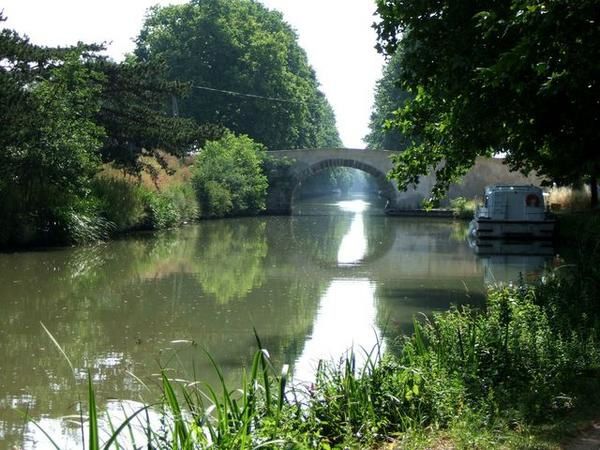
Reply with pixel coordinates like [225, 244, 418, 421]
[525, 193, 540, 207]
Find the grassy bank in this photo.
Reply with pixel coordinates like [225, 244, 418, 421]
[0, 132, 274, 249]
[93, 154, 199, 234]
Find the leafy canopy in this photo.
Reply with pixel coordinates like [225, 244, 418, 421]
[375, 0, 600, 202]
[365, 49, 411, 151]
[135, 0, 341, 150]
[92, 58, 221, 175]
[0, 12, 212, 245]
[0, 14, 106, 243]
[192, 133, 268, 217]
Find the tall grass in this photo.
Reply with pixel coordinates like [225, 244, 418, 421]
[92, 176, 147, 232]
[548, 186, 591, 211]
[92, 173, 199, 233]
[36, 328, 292, 449]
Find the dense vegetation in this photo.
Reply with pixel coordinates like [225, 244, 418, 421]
[374, 0, 600, 205]
[0, 1, 342, 247]
[364, 49, 411, 151]
[0, 12, 211, 246]
[192, 133, 268, 218]
[135, 0, 342, 150]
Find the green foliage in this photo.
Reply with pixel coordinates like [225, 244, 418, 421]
[0, 14, 209, 246]
[449, 197, 478, 220]
[365, 49, 412, 151]
[374, 0, 600, 203]
[406, 285, 600, 423]
[142, 185, 199, 230]
[69, 342, 291, 449]
[0, 29, 106, 245]
[92, 59, 224, 174]
[197, 180, 233, 218]
[192, 133, 268, 217]
[143, 191, 181, 230]
[51, 205, 116, 245]
[135, 0, 341, 150]
[92, 175, 199, 232]
[91, 177, 147, 232]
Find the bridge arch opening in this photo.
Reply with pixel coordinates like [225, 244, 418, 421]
[290, 159, 397, 210]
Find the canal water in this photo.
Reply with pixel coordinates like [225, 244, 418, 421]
[0, 195, 550, 448]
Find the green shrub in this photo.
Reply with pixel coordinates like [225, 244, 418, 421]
[142, 184, 199, 230]
[450, 196, 478, 219]
[143, 190, 179, 229]
[91, 176, 146, 232]
[50, 203, 115, 244]
[92, 176, 199, 232]
[0, 184, 112, 246]
[162, 183, 200, 224]
[192, 133, 268, 218]
[404, 283, 600, 423]
[196, 180, 233, 218]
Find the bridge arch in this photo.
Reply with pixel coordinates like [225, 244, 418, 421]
[291, 158, 397, 206]
[265, 148, 431, 214]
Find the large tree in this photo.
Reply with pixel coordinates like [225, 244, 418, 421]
[92, 58, 223, 175]
[0, 13, 213, 244]
[365, 49, 411, 151]
[0, 14, 106, 244]
[135, 0, 341, 150]
[375, 0, 600, 205]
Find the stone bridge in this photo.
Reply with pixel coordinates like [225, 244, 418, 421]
[264, 148, 542, 214]
[265, 148, 434, 214]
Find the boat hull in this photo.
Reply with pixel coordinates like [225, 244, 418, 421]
[469, 218, 555, 240]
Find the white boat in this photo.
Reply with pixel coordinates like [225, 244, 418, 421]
[468, 185, 555, 240]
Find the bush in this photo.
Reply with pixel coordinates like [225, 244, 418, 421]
[92, 176, 146, 232]
[92, 173, 199, 232]
[404, 282, 600, 424]
[142, 184, 199, 230]
[196, 180, 233, 218]
[162, 183, 200, 224]
[50, 202, 115, 245]
[0, 184, 112, 246]
[450, 196, 478, 219]
[192, 133, 268, 218]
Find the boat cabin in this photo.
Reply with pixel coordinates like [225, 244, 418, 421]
[470, 185, 554, 239]
[477, 185, 547, 221]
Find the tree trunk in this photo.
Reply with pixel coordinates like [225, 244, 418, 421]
[591, 175, 598, 209]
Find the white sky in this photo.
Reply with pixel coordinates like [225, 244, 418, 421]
[1, 0, 384, 148]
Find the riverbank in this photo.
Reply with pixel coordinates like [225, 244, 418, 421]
[1, 133, 272, 249]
